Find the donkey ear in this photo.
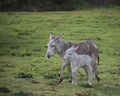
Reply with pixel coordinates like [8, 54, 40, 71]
[54, 36, 60, 42]
[50, 33, 55, 40]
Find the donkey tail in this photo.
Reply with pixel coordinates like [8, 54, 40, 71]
[97, 55, 100, 65]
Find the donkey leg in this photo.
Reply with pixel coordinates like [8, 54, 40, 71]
[83, 66, 88, 81]
[91, 58, 100, 81]
[94, 63, 100, 81]
[59, 63, 68, 82]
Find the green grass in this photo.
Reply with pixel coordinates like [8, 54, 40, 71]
[0, 6, 120, 96]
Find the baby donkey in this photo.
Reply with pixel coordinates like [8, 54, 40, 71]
[63, 46, 93, 85]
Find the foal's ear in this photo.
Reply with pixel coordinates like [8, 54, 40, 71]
[50, 33, 55, 40]
[75, 46, 79, 50]
[71, 46, 74, 48]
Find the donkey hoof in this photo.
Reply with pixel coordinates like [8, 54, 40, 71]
[68, 79, 72, 82]
[97, 77, 100, 81]
[59, 78, 63, 83]
[85, 78, 88, 81]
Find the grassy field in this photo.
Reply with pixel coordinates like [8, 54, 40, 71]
[0, 6, 120, 96]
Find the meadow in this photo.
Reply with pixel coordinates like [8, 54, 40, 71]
[0, 6, 120, 96]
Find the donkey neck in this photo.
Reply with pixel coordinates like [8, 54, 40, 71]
[56, 41, 73, 58]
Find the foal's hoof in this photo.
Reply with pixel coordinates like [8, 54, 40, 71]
[88, 82, 92, 86]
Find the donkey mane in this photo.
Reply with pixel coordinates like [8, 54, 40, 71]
[56, 38, 77, 57]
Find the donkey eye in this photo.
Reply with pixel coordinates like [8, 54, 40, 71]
[51, 45, 55, 47]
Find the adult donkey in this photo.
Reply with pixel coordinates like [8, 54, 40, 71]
[46, 33, 100, 82]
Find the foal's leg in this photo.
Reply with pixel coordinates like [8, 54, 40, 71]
[86, 65, 93, 85]
[72, 66, 79, 85]
[59, 63, 68, 82]
[67, 63, 72, 82]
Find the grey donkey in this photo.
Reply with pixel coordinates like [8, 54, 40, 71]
[46, 33, 100, 82]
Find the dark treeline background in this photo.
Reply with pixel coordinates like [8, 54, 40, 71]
[0, 0, 120, 11]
